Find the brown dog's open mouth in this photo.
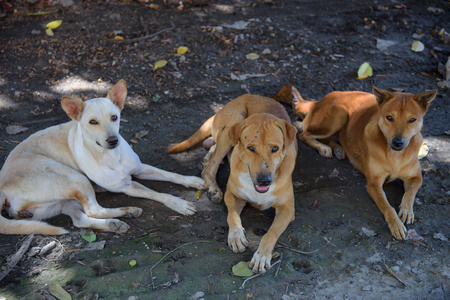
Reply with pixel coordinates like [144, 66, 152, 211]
[254, 184, 270, 193]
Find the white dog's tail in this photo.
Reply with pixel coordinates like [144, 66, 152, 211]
[0, 194, 68, 235]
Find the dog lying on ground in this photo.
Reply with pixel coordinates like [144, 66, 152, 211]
[167, 89, 298, 273]
[0, 80, 204, 235]
[288, 86, 436, 239]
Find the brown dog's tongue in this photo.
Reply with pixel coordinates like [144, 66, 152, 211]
[254, 184, 270, 193]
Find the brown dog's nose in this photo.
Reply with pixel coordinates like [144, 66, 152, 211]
[391, 137, 404, 150]
[107, 136, 119, 147]
[256, 174, 272, 187]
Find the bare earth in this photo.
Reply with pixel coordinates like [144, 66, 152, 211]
[0, 0, 449, 299]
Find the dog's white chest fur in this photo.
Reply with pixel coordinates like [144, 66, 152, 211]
[236, 173, 277, 210]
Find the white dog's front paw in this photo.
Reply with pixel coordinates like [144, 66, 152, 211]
[186, 176, 205, 190]
[249, 250, 272, 274]
[108, 219, 130, 233]
[173, 199, 197, 216]
[228, 228, 249, 253]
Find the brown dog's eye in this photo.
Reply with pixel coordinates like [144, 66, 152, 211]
[386, 116, 394, 122]
[111, 115, 118, 122]
[89, 119, 98, 125]
[247, 146, 255, 152]
[408, 118, 416, 123]
[271, 146, 279, 153]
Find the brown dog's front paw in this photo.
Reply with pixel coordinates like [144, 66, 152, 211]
[228, 228, 249, 253]
[318, 146, 333, 158]
[398, 206, 414, 224]
[333, 146, 346, 160]
[207, 189, 223, 203]
[249, 251, 271, 274]
[387, 217, 407, 240]
[109, 220, 130, 233]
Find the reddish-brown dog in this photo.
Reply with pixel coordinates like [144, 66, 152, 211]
[291, 87, 436, 239]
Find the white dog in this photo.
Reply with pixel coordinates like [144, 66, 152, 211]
[0, 80, 204, 235]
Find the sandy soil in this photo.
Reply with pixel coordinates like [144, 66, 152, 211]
[0, 0, 449, 299]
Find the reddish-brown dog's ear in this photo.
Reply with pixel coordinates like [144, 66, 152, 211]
[107, 79, 127, 110]
[61, 96, 84, 121]
[275, 119, 297, 147]
[372, 87, 393, 105]
[228, 120, 247, 146]
[415, 90, 437, 111]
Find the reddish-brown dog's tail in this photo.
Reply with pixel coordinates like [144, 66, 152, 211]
[272, 84, 317, 117]
[167, 115, 215, 154]
[0, 193, 68, 235]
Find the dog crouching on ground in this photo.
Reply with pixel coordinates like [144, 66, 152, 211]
[0, 80, 204, 235]
[168, 88, 298, 273]
[288, 86, 437, 239]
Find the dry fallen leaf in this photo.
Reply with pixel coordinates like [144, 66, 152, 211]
[418, 143, 429, 159]
[45, 28, 54, 36]
[246, 53, 260, 60]
[411, 41, 425, 52]
[232, 261, 254, 277]
[46, 20, 62, 29]
[153, 60, 168, 71]
[6, 125, 28, 135]
[49, 284, 72, 300]
[357, 62, 373, 79]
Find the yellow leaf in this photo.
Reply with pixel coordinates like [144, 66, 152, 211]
[149, 4, 159, 9]
[46, 28, 54, 36]
[357, 62, 373, 79]
[411, 41, 424, 52]
[153, 60, 168, 71]
[177, 46, 188, 55]
[232, 261, 254, 277]
[246, 53, 260, 60]
[114, 36, 124, 40]
[418, 143, 429, 159]
[46, 20, 62, 29]
[195, 190, 203, 200]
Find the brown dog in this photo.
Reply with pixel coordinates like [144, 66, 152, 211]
[168, 92, 298, 273]
[290, 86, 437, 239]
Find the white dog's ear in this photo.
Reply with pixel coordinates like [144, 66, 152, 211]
[107, 80, 127, 110]
[61, 97, 84, 121]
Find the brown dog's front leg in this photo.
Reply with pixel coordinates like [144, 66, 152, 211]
[250, 199, 295, 274]
[366, 175, 407, 239]
[225, 191, 249, 253]
[398, 174, 422, 225]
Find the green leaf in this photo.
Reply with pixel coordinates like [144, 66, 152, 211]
[49, 284, 72, 300]
[357, 62, 373, 79]
[81, 229, 96, 243]
[232, 261, 254, 277]
[153, 60, 168, 71]
[129, 259, 137, 267]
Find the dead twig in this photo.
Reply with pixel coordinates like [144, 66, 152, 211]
[277, 243, 319, 255]
[240, 260, 282, 290]
[0, 233, 34, 282]
[149, 240, 210, 289]
[113, 21, 175, 44]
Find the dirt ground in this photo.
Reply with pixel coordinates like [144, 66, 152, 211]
[0, 0, 449, 299]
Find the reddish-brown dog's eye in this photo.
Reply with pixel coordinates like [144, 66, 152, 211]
[271, 146, 279, 153]
[408, 118, 416, 123]
[111, 115, 118, 122]
[247, 146, 255, 152]
[89, 119, 98, 125]
[386, 116, 394, 122]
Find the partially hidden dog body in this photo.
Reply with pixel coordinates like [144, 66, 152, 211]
[0, 80, 204, 235]
[168, 90, 298, 273]
[290, 86, 437, 239]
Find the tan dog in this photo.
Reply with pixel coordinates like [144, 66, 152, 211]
[290, 86, 437, 239]
[0, 80, 204, 235]
[168, 92, 298, 273]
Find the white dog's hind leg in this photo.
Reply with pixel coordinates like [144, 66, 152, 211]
[134, 164, 205, 190]
[62, 200, 130, 233]
[121, 181, 196, 215]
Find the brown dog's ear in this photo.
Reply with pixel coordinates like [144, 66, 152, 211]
[228, 120, 247, 146]
[275, 119, 298, 147]
[61, 96, 84, 121]
[107, 79, 127, 110]
[372, 87, 393, 105]
[415, 90, 437, 111]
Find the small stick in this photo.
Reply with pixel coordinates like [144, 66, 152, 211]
[0, 233, 34, 282]
[240, 260, 282, 289]
[149, 240, 210, 289]
[277, 243, 319, 255]
[114, 21, 175, 44]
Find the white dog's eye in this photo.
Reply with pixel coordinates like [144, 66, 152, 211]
[111, 115, 118, 122]
[89, 119, 98, 125]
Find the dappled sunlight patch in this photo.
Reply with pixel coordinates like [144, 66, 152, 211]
[51, 76, 112, 94]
